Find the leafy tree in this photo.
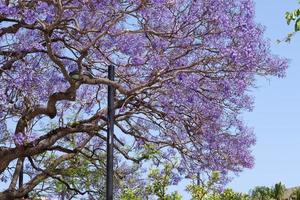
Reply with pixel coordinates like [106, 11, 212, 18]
[0, 0, 287, 199]
[250, 186, 274, 200]
[187, 172, 249, 200]
[220, 189, 250, 200]
[120, 163, 182, 200]
[250, 182, 286, 200]
[272, 182, 285, 200]
[145, 164, 182, 200]
[290, 188, 300, 200]
[120, 188, 142, 200]
[187, 171, 221, 200]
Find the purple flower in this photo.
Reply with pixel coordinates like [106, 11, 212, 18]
[119, 106, 126, 113]
[23, 9, 37, 24]
[131, 56, 145, 66]
[13, 132, 37, 146]
[171, 174, 181, 185]
[13, 133, 26, 145]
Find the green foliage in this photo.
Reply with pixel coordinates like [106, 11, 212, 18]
[187, 184, 207, 200]
[284, 2, 300, 41]
[145, 164, 182, 200]
[250, 186, 274, 200]
[187, 185, 250, 200]
[120, 188, 142, 200]
[120, 163, 182, 200]
[220, 189, 250, 200]
[249, 183, 287, 200]
[139, 143, 161, 160]
[50, 153, 106, 198]
[187, 171, 221, 200]
[187, 171, 250, 200]
[272, 182, 285, 200]
[290, 188, 300, 200]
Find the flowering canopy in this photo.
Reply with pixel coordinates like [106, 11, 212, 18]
[0, 0, 287, 199]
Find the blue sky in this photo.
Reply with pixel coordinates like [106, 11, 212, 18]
[228, 0, 300, 192]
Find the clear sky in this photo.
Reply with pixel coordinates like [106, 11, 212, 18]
[228, 0, 300, 193]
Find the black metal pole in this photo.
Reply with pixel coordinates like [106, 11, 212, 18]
[19, 158, 29, 198]
[19, 159, 24, 189]
[197, 172, 200, 185]
[106, 65, 115, 200]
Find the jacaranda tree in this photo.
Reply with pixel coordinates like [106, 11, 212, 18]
[0, 0, 287, 199]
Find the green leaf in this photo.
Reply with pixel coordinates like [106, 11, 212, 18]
[285, 12, 293, 25]
[295, 18, 300, 31]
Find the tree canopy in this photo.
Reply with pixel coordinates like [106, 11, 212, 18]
[0, 0, 287, 199]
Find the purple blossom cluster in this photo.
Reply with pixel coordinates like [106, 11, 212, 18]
[0, 1, 55, 24]
[13, 132, 37, 146]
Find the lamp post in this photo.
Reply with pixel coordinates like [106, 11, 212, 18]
[19, 158, 29, 198]
[69, 66, 116, 199]
[106, 65, 115, 200]
[19, 159, 23, 188]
